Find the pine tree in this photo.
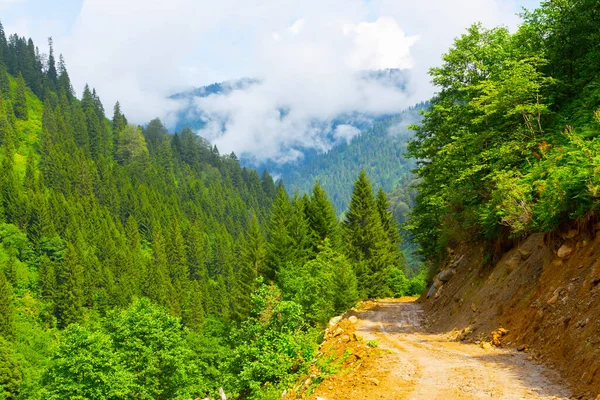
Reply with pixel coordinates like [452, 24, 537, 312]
[57, 54, 73, 98]
[0, 117, 23, 225]
[376, 187, 404, 266]
[13, 72, 27, 120]
[289, 193, 313, 262]
[54, 243, 85, 328]
[144, 229, 173, 311]
[0, 271, 15, 340]
[343, 171, 390, 298]
[112, 101, 127, 135]
[39, 255, 56, 301]
[0, 62, 9, 99]
[307, 180, 342, 251]
[46, 37, 58, 89]
[81, 85, 109, 162]
[264, 183, 294, 280]
[233, 214, 265, 320]
[0, 22, 6, 61]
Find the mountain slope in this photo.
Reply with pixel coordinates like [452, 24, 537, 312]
[272, 104, 424, 214]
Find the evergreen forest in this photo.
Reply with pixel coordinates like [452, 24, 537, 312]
[0, 24, 423, 399]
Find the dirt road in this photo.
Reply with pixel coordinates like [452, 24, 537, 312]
[312, 300, 572, 399]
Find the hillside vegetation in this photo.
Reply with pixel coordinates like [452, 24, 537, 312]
[279, 105, 424, 214]
[0, 24, 423, 399]
[408, 0, 600, 269]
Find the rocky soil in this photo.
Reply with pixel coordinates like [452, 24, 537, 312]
[298, 299, 571, 399]
[425, 228, 600, 398]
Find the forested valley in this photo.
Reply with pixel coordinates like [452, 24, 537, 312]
[0, 24, 423, 399]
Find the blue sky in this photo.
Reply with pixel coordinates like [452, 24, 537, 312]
[1, 0, 542, 161]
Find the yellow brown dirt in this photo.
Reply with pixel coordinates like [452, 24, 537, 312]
[423, 228, 600, 399]
[291, 298, 571, 399]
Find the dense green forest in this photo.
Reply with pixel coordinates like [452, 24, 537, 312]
[0, 23, 423, 399]
[408, 0, 600, 274]
[279, 106, 424, 214]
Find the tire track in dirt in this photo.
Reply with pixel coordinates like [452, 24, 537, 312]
[351, 299, 571, 400]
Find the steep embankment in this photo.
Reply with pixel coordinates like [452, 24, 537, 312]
[424, 227, 600, 398]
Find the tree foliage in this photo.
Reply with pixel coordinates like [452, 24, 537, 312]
[407, 2, 600, 272]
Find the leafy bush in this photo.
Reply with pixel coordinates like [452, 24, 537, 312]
[227, 284, 318, 399]
[387, 267, 427, 297]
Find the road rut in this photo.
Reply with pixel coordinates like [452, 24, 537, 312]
[314, 299, 572, 399]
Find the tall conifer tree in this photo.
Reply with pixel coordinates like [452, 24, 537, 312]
[0, 271, 15, 340]
[343, 171, 390, 298]
[307, 181, 341, 251]
[13, 72, 27, 120]
[233, 214, 265, 320]
[264, 183, 294, 280]
[55, 244, 85, 328]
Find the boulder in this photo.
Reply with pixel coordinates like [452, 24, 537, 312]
[546, 292, 559, 305]
[437, 268, 456, 283]
[471, 303, 478, 312]
[333, 327, 344, 337]
[481, 342, 492, 350]
[328, 316, 343, 327]
[518, 248, 532, 260]
[433, 278, 444, 289]
[505, 255, 521, 272]
[562, 229, 578, 239]
[557, 244, 573, 259]
[450, 254, 465, 267]
[348, 315, 358, 324]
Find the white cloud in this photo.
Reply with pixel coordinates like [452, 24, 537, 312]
[192, 17, 416, 163]
[26, 0, 530, 163]
[288, 18, 305, 35]
[343, 17, 418, 70]
[334, 124, 361, 143]
[0, 0, 23, 9]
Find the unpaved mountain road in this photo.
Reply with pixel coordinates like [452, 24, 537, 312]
[313, 300, 573, 400]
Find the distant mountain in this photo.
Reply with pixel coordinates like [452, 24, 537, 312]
[170, 71, 426, 214]
[169, 69, 408, 133]
[169, 78, 259, 131]
[267, 104, 427, 214]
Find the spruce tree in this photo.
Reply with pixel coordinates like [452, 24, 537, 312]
[46, 37, 58, 89]
[0, 63, 9, 99]
[0, 271, 15, 340]
[264, 183, 294, 280]
[54, 243, 85, 329]
[57, 54, 73, 98]
[233, 214, 264, 320]
[144, 229, 173, 311]
[376, 187, 404, 267]
[13, 72, 27, 120]
[307, 180, 342, 251]
[0, 22, 6, 61]
[343, 171, 390, 298]
[289, 193, 313, 263]
[0, 118, 23, 225]
[112, 101, 127, 134]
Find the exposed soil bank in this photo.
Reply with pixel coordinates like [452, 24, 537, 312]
[423, 229, 600, 399]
